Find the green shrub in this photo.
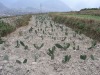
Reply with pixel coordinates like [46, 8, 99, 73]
[0, 21, 15, 36]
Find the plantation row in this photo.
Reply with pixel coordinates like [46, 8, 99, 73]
[0, 14, 32, 37]
[0, 14, 97, 64]
[49, 13, 100, 42]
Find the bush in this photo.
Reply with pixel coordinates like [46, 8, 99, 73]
[0, 14, 32, 37]
[0, 21, 15, 37]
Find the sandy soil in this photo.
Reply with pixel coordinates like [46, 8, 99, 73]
[0, 14, 100, 75]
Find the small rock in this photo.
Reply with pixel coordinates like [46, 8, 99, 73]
[32, 62, 37, 65]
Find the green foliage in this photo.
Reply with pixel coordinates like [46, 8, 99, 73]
[3, 55, 9, 61]
[55, 44, 63, 49]
[29, 27, 33, 33]
[61, 37, 66, 41]
[63, 43, 70, 50]
[23, 59, 27, 63]
[34, 55, 38, 62]
[33, 43, 44, 50]
[20, 41, 25, 47]
[76, 45, 80, 50]
[55, 43, 70, 50]
[24, 45, 28, 50]
[80, 55, 87, 60]
[62, 55, 71, 63]
[50, 13, 100, 42]
[81, 8, 99, 11]
[47, 46, 56, 60]
[92, 40, 97, 47]
[73, 47, 76, 50]
[16, 60, 21, 64]
[35, 30, 37, 34]
[0, 21, 15, 36]
[20, 41, 28, 50]
[0, 38, 5, 44]
[65, 32, 68, 35]
[88, 40, 97, 50]
[15, 40, 20, 48]
[50, 23, 53, 27]
[16, 59, 28, 64]
[91, 55, 95, 60]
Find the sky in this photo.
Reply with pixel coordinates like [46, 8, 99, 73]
[61, 0, 100, 10]
[0, 0, 100, 10]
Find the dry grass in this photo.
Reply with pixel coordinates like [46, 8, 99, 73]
[14, 14, 32, 28]
[49, 13, 100, 42]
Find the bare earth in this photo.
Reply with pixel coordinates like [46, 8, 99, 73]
[0, 15, 100, 75]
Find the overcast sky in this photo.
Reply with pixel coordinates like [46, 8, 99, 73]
[61, 0, 100, 10]
[0, 0, 100, 10]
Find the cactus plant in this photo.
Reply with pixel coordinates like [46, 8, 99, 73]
[47, 46, 56, 60]
[63, 43, 70, 50]
[91, 55, 95, 60]
[29, 27, 33, 33]
[20, 41, 25, 47]
[20, 41, 28, 50]
[88, 40, 97, 50]
[16, 60, 21, 64]
[23, 59, 27, 63]
[55, 44, 63, 49]
[55, 43, 70, 50]
[15, 40, 20, 48]
[62, 55, 71, 63]
[80, 55, 87, 60]
[33, 43, 44, 50]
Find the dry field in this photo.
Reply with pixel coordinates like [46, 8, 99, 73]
[0, 14, 100, 75]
